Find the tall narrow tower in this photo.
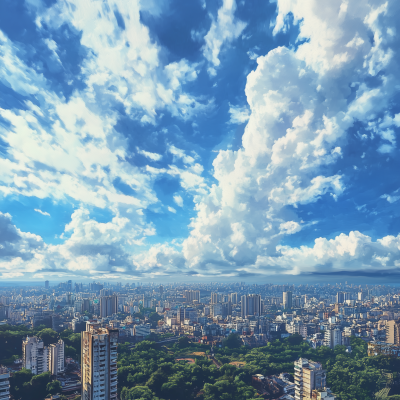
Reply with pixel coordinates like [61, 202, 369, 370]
[81, 322, 118, 400]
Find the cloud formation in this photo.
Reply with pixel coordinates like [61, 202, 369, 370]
[1, 0, 400, 280]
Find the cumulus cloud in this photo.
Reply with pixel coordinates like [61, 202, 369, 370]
[2, 0, 400, 280]
[178, 0, 400, 276]
[202, 0, 247, 75]
[38, 0, 212, 123]
[228, 104, 250, 124]
[0, 212, 43, 262]
[173, 195, 184, 207]
[34, 209, 51, 217]
[168, 206, 177, 214]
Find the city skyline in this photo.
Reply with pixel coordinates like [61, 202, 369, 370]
[1, 0, 400, 283]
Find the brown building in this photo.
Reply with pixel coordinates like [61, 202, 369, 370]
[386, 320, 400, 345]
[81, 322, 118, 400]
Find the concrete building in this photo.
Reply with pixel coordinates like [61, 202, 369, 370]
[368, 341, 400, 357]
[133, 324, 151, 338]
[241, 294, 261, 318]
[22, 336, 49, 375]
[211, 292, 219, 304]
[230, 293, 238, 304]
[48, 340, 65, 376]
[0, 366, 10, 400]
[100, 295, 117, 318]
[324, 328, 342, 349]
[294, 358, 326, 400]
[185, 290, 200, 303]
[386, 320, 400, 344]
[283, 291, 293, 310]
[81, 322, 118, 400]
[306, 388, 337, 400]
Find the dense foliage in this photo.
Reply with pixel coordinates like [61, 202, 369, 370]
[0, 325, 81, 364]
[117, 335, 400, 400]
[9, 370, 66, 400]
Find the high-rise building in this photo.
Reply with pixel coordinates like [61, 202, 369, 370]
[386, 320, 400, 344]
[324, 328, 342, 349]
[336, 292, 344, 304]
[241, 294, 261, 318]
[68, 280, 72, 291]
[211, 292, 219, 304]
[45, 281, 49, 289]
[81, 322, 118, 400]
[100, 295, 118, 318]
[283, 291, 293, 310]
[230, 293, 238, 304]
[185, 290, 200, 303]
[22, 336, 48, 375]
[142, 296, 152, 309]
[0, 366, 10, 400]
[48, 340, 65, 376]
[83, 299, 91, 313]
[294, 358, 326, 400]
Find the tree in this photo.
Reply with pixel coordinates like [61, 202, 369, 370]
[121, 386, 159, 400]
[46, 380, 62, 395]
[287, 334, 303, 346]
[223, 333, 242, 349]
[37, 328, 58, 346]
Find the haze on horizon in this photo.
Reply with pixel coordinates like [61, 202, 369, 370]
[0, 0, 400, 283]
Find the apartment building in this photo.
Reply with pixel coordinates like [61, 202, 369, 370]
[82, 322, 118, 400]
[48, 340, 65, 376]
[22, 336, 48, 375]
[324, 328, 342, 349]
[0, 366, 10, 400]
[386, 320, 400, 344]
[294, 358, 326, 400]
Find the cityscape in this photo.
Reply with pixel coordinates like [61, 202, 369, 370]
[1, 0, 400, 399]
[0, 281, 400, 399]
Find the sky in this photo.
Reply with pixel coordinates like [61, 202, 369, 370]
[0, 0, 400, 283]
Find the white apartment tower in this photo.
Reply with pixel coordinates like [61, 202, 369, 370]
[82, 322, 118, 400]
[294, 358, 326, 400]
[22, 336, 48, 375]
[0, 366, 10, 400]
[283, 291, 293, 310]
[48, 340, 65, 376]
[324, 328, 342, 349]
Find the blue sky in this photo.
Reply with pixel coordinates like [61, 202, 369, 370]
[0, 0, 400, 282]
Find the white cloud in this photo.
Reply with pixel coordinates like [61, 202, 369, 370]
[173, 195, 184, 207]
[34, 209, 51, 217]
[37, 0, 212, 123]
[279, 221, 301, 235]
[168, 206, 177, 214]
[381, 189, 400, 203]
[136, 148, 163, 161]
[228, 104, 250, 124]
[202, 0, 246, 75]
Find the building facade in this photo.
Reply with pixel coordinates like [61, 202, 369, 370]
[283, 291, 293, 310]
[48, 340, 65, 376]
[0, 366, 10, 400]
[81, 322, 118, 400]
[386, 320, 400, 344]
[22, 336, 48, 375]
[241, 294, 261, 318]
[99, 295, 118, 318]
[324, 328, 342, 349]
[294, 358, 326, 400]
